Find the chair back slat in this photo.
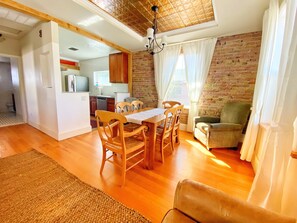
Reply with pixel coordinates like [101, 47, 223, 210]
[162, 101, 181, 109]
[115, 102, 132, 113]
[131, 100, 144, 111]
[162, 107, 177, 138]
[96, 110, 126, 147]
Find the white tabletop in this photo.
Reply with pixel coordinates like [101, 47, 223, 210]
[125, 108, 166, 124]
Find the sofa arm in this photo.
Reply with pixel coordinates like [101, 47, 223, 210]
[194, 116, 220, 125]
[167, 179, 295, 223]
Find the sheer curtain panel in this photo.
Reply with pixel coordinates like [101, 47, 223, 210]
[154, 45, 181, 108]
[240, 0, 280, 161]
[247, 0, 297, 219]
[183, 38, 217, 132]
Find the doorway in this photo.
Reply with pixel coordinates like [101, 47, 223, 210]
[0, 56, 25, 128]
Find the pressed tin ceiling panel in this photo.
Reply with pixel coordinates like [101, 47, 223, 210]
[89, 0, 215, 36]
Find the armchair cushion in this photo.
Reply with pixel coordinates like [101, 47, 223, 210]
[209, 123, 242, 131]
[194, 116, 220, 125]
[220, 102, 251, 125]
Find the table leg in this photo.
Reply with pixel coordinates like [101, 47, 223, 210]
[144, 122, 156, 170]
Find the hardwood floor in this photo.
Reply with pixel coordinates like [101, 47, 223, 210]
[0, 124, 254, 223]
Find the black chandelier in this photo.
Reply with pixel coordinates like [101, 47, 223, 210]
[145, 5, 167, 55]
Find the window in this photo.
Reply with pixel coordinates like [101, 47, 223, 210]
[93, 70, 111, 87]
[165, 54, 190, 107]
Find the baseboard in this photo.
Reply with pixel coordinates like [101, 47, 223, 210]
[58, 125, 92, 141]
[28, 121, 58, 140]
[28, 121, 92, 141]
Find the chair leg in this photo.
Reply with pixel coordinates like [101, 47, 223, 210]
[161, 140, 165, 163]
[175, 129, 180, 144]
[100, 148, 107, 174]
[121, 157, 126, 187]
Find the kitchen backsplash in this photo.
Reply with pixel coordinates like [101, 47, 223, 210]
[91, 83, 128, 97]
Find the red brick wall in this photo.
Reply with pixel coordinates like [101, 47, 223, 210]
[199, 32, 262, 116]
[132, 51, 158, 108]
[132, 31, 262, 122]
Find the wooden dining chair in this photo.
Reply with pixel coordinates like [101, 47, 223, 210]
[115, 101, 132, 113]
[115, 101, 141, 132]
[156, 106, 177, 163]
[95, 110, 147, 186]
[162, 101, 181, 109]
[131, 100, 144, 111]
[172, 104, 184, 146]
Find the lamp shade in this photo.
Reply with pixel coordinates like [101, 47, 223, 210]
[147, 28, 154, 39]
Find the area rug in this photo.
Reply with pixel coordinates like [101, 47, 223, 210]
[0, 150, 151, 223]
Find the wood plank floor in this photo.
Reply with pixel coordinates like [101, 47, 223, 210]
[0, 124, 254, 223]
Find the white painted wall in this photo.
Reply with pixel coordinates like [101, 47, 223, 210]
[80, 57, 128, 96]
[21, 21, 91, 140]
[0, 38, 21, 57]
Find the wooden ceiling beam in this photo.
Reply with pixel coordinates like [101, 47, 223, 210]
[0, 0, 131, 54]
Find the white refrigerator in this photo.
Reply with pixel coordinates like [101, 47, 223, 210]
[65, 75, 89, 92]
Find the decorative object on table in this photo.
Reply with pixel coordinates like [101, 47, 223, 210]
[0, 150, 150, 223]
[193, 101, 251, 150]
[145, 5, 167, 55]
[96, 110, 147, 186]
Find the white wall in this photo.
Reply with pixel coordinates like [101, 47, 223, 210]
[0, 38, 21, 56]
[21, 21, 91, 140]
[80, 57, 128, 96]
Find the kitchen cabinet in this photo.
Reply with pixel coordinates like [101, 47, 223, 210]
[109, 52, 128, 83]
[107, 98, 115, 112]
[90, 96, 97, 116]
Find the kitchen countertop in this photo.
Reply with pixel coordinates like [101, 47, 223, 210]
[90, 95, 115, 98]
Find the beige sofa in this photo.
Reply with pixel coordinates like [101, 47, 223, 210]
[162, 179, 296, 223]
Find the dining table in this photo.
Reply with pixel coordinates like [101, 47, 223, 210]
[124, 108, 166, 170]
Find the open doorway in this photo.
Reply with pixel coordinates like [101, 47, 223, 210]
[0, 56, 25, 127]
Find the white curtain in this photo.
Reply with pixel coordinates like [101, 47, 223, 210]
[154, 45, 181, 108]
[183, 38, 217, 132]
[240, 0, 280, 161]
[282, 117, 297, 217]
[248, 0, 297, 218]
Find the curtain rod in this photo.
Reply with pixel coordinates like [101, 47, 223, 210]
[166, 36, 216, 47]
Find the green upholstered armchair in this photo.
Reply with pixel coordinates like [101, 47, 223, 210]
[193, 102, 251, 150]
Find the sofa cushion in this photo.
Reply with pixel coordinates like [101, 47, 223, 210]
[161, 209, 197, 223]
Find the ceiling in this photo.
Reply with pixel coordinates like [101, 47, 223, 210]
[89, 0, 215, 36]
[0, 0, 270, 60]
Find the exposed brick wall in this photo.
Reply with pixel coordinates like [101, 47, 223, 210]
[132, 51, 158, 108]
[132, 31, 262, 123]
[199, 32, 262, 116]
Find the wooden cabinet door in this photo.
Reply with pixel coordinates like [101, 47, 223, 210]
[107, 98, 115, 112]
[90, 96, 97, 116]
[109, 53, 128, 83]
[109, 54, 118, 83]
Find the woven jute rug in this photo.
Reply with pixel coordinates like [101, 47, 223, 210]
[0, 150, 151, 223]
